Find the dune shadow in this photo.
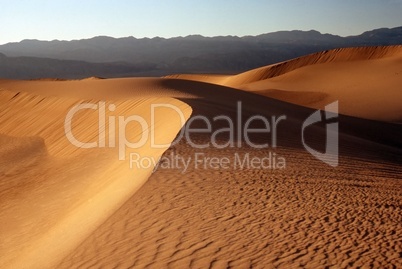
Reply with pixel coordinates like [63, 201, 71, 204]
[160, 79, 402, 165]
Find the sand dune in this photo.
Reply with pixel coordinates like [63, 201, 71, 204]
[57, 73, 401, 268]
[0, 89, 191, 268]
[1, 76, 400, 158]
[168, 46, 402, 86]
[167, 45, 402, 122]
[0, 46, 401, 268]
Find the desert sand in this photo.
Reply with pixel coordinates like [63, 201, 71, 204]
[0, 90, 191, 268]
[0, 46, 401, 268]
[168, 45, 402, 122]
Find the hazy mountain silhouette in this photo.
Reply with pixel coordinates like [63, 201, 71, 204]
[0, 26, 401, 79]
[0, 56, 157, 79]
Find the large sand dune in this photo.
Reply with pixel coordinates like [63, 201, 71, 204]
[0, 90, 191, 268]
[168, 45, 402, 122]
[0, 46, 401, 268]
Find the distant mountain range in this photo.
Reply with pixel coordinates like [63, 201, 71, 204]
[1, 26, 402, 79]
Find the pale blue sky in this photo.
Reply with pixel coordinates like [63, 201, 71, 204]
[1, 0, 401, 44]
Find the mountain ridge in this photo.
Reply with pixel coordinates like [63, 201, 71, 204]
[1, 26, 401, 79]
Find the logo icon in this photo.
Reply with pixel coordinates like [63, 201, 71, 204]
[302, 101, 339, 167]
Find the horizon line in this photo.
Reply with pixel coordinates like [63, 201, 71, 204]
[1, 25, 401, 46]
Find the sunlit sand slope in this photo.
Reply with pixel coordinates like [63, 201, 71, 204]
[0, 90, 191, 269]
[168, 46, 402, 122]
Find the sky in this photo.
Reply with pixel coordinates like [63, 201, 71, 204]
[1, 0, 401, 45]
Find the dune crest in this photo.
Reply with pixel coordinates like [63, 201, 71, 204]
[226, 45, 402, 86]
[167, 46, 402, 121]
